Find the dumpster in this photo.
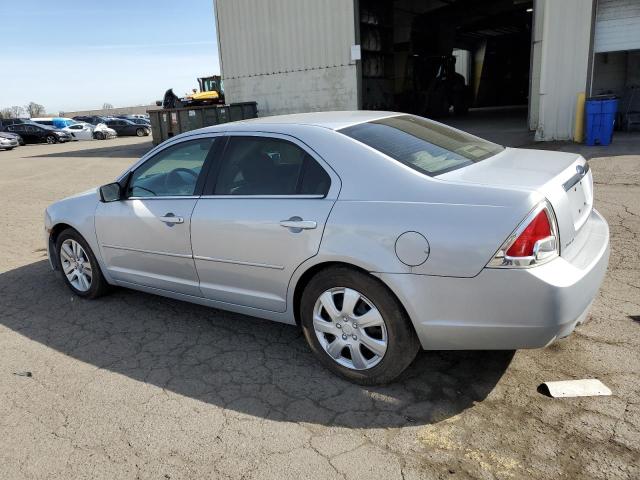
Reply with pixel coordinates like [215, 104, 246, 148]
[585, 96, 618, 146]
[147, 102, 258, 145]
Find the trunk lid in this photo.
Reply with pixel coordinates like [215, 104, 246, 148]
[438, 147, 593, 255]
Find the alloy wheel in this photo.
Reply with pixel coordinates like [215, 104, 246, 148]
[60, 239, 92, 292]
[313, 287, 388, 370]
[46, 135, 56, 144]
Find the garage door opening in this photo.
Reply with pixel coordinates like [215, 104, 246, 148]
[358, 0, 534, 145]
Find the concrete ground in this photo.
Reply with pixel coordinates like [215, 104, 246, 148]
[0, 137, 638, 479]
[442, 106, 534, 147]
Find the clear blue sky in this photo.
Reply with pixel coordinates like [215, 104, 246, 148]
[0, 0, 220, 114]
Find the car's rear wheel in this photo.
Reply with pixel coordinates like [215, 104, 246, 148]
[300, 267, 420, 385]
[135, 128, 145, 137]
[45, 135, 57, 144]
[55, 229, 109, 299]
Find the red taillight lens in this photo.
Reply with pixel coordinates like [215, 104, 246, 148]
[506, 209, 551, 257]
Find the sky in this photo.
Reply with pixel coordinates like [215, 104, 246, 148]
[0, 0, 220, 114]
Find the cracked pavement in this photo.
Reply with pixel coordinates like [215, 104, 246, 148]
[0, 137, 638, 479]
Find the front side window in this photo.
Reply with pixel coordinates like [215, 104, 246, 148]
[128, 138, 214, 197]
[340, 115, 504, 176]
[214, 136, 331, 196]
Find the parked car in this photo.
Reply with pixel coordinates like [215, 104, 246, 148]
[31, 117, 77, 129]
[0, 131, 24, 146]
[62, 122, 117, 141]
[0, 133, 19, 150]
[5, 123, 72, 144]
[104, 118, 150, 137]
[72, 115, 110, 126]
[44, 111, 610, 384]
[62, 122, 94, 141]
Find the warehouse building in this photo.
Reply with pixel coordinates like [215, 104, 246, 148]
[214, 0, 640, 142]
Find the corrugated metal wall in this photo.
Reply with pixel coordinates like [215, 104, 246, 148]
[216, 0, 355, 79]
[533, 0, 594, 141]
[594, 0, 640, 53]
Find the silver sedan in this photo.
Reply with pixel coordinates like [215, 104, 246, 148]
[44, 111, 610, 384]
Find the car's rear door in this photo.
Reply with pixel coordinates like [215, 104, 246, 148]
[95, 135, 219, 295]
[191, 133, 340, 312]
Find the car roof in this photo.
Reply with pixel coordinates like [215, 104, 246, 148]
[219, 110, 401, 131]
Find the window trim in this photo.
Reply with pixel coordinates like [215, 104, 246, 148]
[202, 132, 334, 199]
[122, 136, 220, 200]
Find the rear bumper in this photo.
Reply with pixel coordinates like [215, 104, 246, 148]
[379, 209, 610, 350]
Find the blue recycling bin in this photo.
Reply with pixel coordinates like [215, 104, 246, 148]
[585, 96, 618, 146]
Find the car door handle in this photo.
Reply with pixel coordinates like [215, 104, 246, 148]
[279, 218, 317, 230]
[159, 213, 184, 224]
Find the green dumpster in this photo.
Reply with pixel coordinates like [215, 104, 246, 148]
[147, 102, 258, 145]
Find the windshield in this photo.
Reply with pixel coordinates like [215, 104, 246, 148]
[339, 115, 504, 176]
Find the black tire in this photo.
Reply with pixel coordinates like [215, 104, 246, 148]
[94, 131, 105, 140]
[135, 128, 145, 137]
[300, 266, 420, 385]
[55, 228, 110, 299]
[45, 135, 57, 144]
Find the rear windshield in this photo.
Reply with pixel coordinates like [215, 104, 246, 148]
[339, 115, 504, 176]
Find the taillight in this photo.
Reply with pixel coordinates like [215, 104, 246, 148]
[488, 201, 559, 268]
[506, 209, 550, 257]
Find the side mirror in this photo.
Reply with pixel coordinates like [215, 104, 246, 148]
[99, 182, 123, 202]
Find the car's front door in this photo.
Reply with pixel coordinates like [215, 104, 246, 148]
[191, 133, 340, 312]
[95, 136, 217, 296]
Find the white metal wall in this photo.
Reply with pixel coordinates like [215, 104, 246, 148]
[594, 0, 640, 53]
[533, 0, 594, 141]
[215, 0, 358, 115]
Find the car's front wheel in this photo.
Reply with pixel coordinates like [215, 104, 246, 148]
[55, 229, 109, 299]
[135, 128, 145, 137]
[94, 131, 105, 140]
[300, 267, 420, 385]
[45, 135, 57, 144]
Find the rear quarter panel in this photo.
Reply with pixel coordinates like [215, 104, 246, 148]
[321, 191, 540, 278]
[285, 127, 542, 277]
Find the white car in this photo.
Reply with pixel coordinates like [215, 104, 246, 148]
[63, 122, 117, 141]
[63, 123, 95, 141]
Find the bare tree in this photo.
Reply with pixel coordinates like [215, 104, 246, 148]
[102, 103, 114, 110]
[10, 106, 24, 118]
[0, 108, 10, 119]
[24, 102, 45, 118]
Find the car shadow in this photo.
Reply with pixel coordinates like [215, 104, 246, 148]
[25, 141, 153, 159]
[0, 260, 514, 428]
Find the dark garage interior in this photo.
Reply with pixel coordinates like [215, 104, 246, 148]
[359, 0, 534, 144]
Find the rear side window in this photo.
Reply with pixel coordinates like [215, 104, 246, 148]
[214, 136, 330, 196]
[340, 115, 504, 176]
